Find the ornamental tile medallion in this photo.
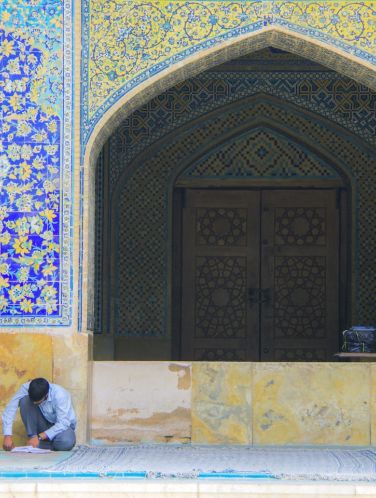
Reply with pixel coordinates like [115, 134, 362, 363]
[0, 1, 72, 326]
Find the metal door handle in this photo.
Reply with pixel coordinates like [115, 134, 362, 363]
[260, 288, 271, 304]
[248, 288, 259, 306]
[248, 288, 271, 306]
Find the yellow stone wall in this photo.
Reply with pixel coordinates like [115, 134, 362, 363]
[2, 351, 375, 446]
[252, 363, 370, 445]
[0, 334, 53, 446]
[92, 361, 376, 446]
[192, 363, 252, 444]
[0, 333, 90, 445]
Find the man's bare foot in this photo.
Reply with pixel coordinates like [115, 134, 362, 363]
[27, 436, 39, 448]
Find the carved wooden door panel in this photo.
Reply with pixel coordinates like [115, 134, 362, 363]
[180, 189, 339, 361]
[181, 190, 260, 361]
[260, 190, 339, 361]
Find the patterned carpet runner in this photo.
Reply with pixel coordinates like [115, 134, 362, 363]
[47, 445, 376, 480]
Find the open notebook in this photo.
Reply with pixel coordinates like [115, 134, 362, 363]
[11, 446, 51, 453]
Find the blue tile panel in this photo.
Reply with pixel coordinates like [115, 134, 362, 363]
[0, 1, 72, 325]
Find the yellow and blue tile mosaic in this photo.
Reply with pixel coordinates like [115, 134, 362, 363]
[0, 1, 72, 326]
[82, 1, 376, 147]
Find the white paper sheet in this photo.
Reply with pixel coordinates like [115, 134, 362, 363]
[11, 446, 51, 454]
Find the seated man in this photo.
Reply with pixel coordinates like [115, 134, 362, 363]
[2, 377, 76, 451]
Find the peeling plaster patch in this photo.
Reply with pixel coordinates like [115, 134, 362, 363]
[92, 407, 191, 443]
[106, 408, 140, 418]
[92, 362, 191, 443]
[126, 407, 190, 427]
[169, 363, 191, 390]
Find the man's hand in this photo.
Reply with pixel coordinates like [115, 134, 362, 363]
[27, 436, 39, 448]
[2, 435, 14, 451]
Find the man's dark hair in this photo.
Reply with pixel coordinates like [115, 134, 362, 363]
[28, 378, 49, 402]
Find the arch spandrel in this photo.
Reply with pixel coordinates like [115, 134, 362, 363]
[82, 1, 376, 159]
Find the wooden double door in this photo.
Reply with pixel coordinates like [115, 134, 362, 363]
[181, 189, 340, 361]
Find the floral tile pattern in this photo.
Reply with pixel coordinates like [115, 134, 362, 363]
[0, 1, 72, 325]
[82, 1, 376, 147]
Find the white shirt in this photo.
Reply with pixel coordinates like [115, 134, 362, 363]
[2, 382, 76, 440]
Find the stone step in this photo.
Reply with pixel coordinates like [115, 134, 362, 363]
[1, 480, 376, 498]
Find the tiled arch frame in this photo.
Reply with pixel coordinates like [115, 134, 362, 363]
[107, 93, 376, 343]
[80, 27, 376, 331]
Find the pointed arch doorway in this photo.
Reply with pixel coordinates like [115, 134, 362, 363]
[92, 56, 364, 362]
[176, 186, 345, 361]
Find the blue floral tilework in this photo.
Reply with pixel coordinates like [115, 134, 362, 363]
[0, 1, 71, 325]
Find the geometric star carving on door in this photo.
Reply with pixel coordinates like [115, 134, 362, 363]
[195, 256, 246, 339]
[275, 207, 326, 246]
[196, 208, 247, 246]
[274, 256, 326, 339]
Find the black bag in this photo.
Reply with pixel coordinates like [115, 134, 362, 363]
[342, 326, 376, 353]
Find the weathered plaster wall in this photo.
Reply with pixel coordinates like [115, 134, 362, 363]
[91, 362, 191, 443]
[91, 361, 376, 446]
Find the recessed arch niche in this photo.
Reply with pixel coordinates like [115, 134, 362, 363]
[91, 48, 376, 360]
